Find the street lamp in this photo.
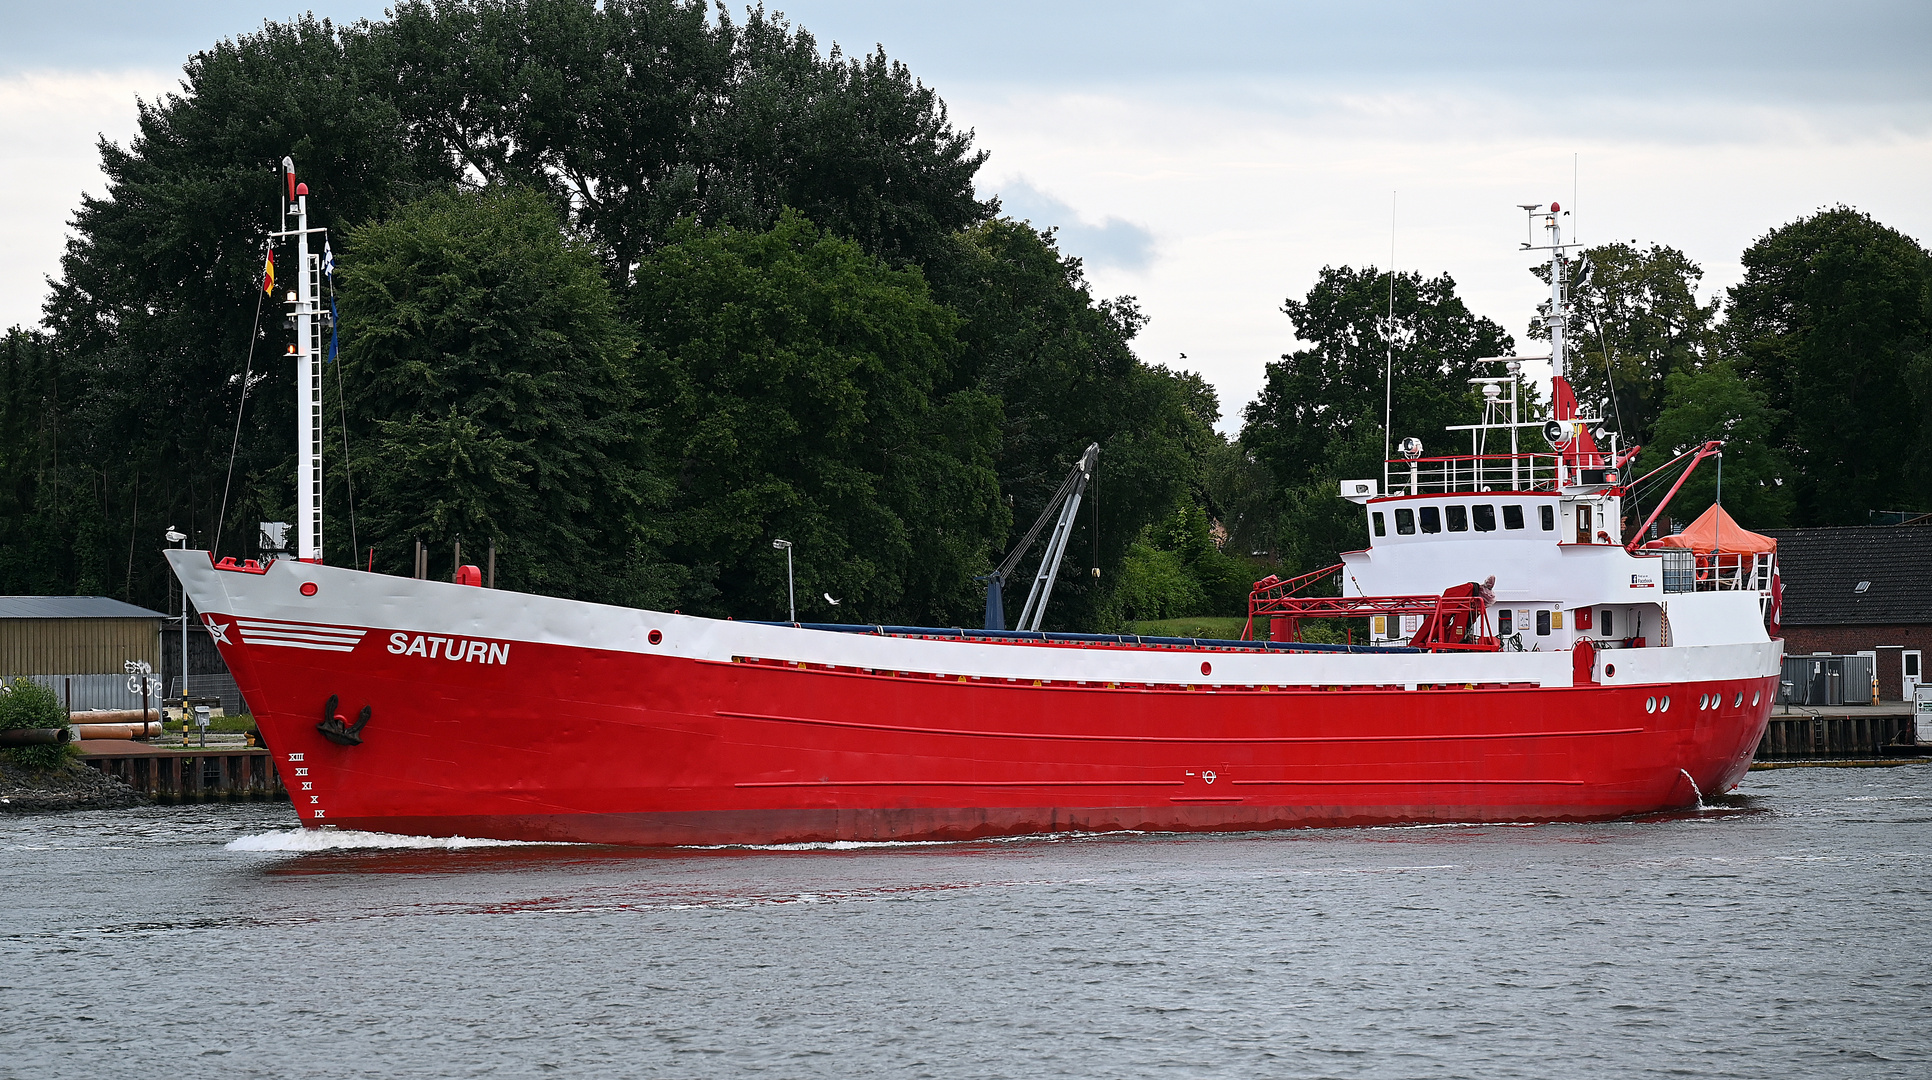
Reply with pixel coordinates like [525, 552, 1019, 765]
[772, 539, 795, 624]
[166, 527, 187, 731]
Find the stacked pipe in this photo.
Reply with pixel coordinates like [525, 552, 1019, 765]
[69, 710, 164, 740]
[0, 727, 73, 746]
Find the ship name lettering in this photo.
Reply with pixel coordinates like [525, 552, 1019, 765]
[387, 632, 510, 665]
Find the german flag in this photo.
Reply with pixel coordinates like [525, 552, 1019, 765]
[262, 247, 275, 295]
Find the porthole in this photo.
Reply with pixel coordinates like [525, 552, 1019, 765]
[1645, 696, 1656, 713]
[1701, 694, 1711, 710]
[1733, 691, 1743, 708]
[1201, 661, 1212, 676]
[1603, 663, 1616, 679]
[1752, 690, 1761, 707]
[1660, 695, 1671, 712]
[647, 629, 663, 645]
[299, 581, 318, 597]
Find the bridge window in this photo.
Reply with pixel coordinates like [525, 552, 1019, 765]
[1446, 505, 1468, 532]
[1503, 504, 1525, 529]
[1419, 506, 1442, 533]
[1473, 504, 1497, 532]
[1539, 505, 1556, 531]
[1395, 508, 1416, 535]
[1372, 511, 1386, 537]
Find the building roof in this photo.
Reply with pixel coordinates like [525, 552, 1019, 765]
[1761, 526, 1932, 627]
[0, 596, 167, 620]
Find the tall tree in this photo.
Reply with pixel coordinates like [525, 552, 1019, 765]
[1535, 241, 1719, 451]
[38, 15, 418, 599]
[1242, 266, 1512, 572]
[336, 186, 660, 605]
[31, 2, 996, 613]
[375, 0, 990, 280]
[630, 210, 1005, 624]
[1727, 207, 1932, 524]
[1638, 360, 1793, 531]
[928, 219, 1220, 629]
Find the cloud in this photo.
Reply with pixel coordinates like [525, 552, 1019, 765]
[990, 177, 1157, 272]
[0, 68, 175, 332]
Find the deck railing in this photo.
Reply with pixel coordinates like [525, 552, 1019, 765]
[1653, 550, 1775, 594]
[1382, 453, 1620, 495]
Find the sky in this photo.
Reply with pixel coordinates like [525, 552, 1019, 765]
[2, 1, 1928, 430]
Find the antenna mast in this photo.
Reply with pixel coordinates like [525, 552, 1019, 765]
[1383, 192, 1395, 492]
[279, 158, 326, 562]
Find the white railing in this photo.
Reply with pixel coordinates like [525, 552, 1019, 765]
[1658, 550, 1774, 594]
[1381, 453, 1615, 495]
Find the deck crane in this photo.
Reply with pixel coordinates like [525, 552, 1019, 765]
[981, 443, 1099, 632]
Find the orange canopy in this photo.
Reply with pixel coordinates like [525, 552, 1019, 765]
[1645, 504, 1777, 555]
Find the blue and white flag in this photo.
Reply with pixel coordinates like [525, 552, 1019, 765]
[322, 240, 335, 278]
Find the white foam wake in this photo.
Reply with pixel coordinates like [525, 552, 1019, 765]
[225, 829, 560, 852]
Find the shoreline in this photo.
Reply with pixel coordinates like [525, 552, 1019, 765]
[0, 759, 146, 812]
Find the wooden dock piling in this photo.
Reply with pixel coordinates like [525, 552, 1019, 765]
[78, 742, 287, 802]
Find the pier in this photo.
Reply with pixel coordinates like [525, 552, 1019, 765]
[77, 741, 287, 802]
[1752, 701, 1922, 763]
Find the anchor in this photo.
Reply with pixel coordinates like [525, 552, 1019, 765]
[315, 693, 372, 746]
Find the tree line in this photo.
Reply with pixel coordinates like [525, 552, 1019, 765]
[2, 1, 1927, 630]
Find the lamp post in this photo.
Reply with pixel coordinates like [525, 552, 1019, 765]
[166, 527, 187, 732]
[772, 539, 795, 623]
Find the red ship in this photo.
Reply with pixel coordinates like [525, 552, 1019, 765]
[168, 176, 1781, 845]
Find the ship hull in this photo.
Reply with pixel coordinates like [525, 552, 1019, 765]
[171, 552, 1779, 845]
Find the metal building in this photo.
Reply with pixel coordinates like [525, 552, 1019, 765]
[0, 596, 166, 713]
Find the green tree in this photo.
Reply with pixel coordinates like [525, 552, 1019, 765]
[336, 186, 661, 604]
[1727, 207, 1932, 523]
[630, 210, 1005, 624]
[1638, 360, 1793, 531]
[30, 3, 994, 614]
[376, 0, 990, 277]
[1536, 242, 1720, 450]
[1242, 266, 1512, 572]
[39, 15, 423, 599]
[0, 679, 76, 770]
[927, 218, 1220, 630]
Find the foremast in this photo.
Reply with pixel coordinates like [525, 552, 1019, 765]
[272, 158, 329, 562]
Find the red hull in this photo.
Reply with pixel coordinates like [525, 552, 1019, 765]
[218, 629, 1776, 845]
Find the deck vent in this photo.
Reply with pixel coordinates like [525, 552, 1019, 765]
[1854, 580, 1871, 594]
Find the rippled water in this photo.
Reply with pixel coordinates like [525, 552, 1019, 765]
[4, 765, 1930, 1079]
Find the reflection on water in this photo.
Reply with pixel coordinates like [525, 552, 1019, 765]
[3, 765, 1929, 1079]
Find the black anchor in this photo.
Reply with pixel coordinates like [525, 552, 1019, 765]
[315, 693, 372, 746]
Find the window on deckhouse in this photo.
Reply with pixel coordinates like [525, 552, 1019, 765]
[1419, 507, 1442, 533]
[1503, 504, 1525, 530]
[1473, 505, 1496, 532]
[1446, 506, 1468, 532]
[1395, 508, 1416, 535]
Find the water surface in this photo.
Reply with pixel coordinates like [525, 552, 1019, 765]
[4, 765, 1929, 1078]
